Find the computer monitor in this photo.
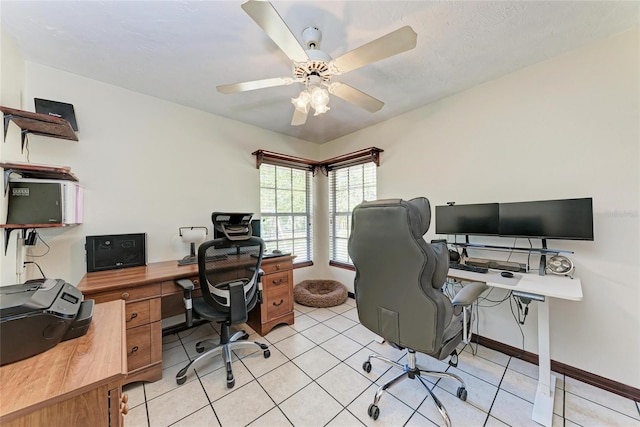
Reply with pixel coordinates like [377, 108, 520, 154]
[499, 198, 593, 240]
[435, 203, 500, 236]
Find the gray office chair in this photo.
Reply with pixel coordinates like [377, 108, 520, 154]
[175, 215, 270, 388]
[348, 198, 487, 426]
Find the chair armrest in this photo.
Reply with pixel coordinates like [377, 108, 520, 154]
[452, 282, 488, 306]
[175, 279, 195, 291]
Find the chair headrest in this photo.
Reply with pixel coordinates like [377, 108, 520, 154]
[354, 197, 432, 237]
[408, 197, 431, 236]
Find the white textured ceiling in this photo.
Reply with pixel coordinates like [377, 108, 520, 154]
[1, 1, 638, 144]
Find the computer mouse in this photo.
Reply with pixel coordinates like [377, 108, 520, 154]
[272, 249, 282, 254]
[500, 271, 514, 278]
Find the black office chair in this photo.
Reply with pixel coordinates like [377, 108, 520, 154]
[348, 198, 487, 426]
[175, 216, 270, 388]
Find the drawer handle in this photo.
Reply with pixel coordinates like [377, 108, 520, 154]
[128, 346, 139, 356]
[273, 299, 284, 307]
[272, 278, 285, 285]
[275, 264, 281, 270]
[126, 312, 138, 322]
[121, 292, 130, 300]
[193, 279, 199, 286]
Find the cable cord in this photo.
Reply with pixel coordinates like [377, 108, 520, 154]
[23, 261, 46, 278]
[26, 231, 51, 258]
[508, 292, 526, 358]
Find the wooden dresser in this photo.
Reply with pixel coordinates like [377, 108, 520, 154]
[0, 300, 127, 427]
[248, 255, 295, 335]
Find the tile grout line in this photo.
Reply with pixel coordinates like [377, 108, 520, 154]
[482, 354, 511, 427]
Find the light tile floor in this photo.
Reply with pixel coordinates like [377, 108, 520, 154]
[124, 298, 640, 427]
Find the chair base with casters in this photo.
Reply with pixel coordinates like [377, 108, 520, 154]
[362, 349, 466, 427]
[174, 277, 271, 388]
[175, 322, 270, 388]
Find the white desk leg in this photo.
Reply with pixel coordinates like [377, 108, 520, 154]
[532, 299, 556, 427]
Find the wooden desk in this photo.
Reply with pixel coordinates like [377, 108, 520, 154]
[449, 269, 582, 427]
[77, 256, 295, 385]
[0, 300, 127, 427]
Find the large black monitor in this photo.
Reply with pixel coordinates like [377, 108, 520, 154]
[499, 198, 593, 240]
[435, 203, 499, 236]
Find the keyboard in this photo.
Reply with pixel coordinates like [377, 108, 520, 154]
[449, 263, 488, 273]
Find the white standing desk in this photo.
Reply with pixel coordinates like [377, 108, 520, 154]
[447, 269, 583, 427]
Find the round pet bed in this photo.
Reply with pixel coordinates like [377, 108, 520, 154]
[294, 280, 348, 308]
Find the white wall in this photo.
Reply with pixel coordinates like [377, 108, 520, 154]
[0, 63, 322, 284]
[0, 27, 26, 284]
[319, 28, 640, 389]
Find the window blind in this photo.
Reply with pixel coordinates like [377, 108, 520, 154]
[329, 162, 377, 266]
[259, 164, 313, 264]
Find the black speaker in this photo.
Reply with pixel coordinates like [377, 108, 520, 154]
[85, 233, 146, 272]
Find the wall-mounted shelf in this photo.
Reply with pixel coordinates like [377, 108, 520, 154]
[1, 161, 78, 194]
[1, 105, 78, 152]
[1, 162, 81, 253]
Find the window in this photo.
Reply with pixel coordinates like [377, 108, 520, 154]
[329, 162, 377, 266]
[259, 164, 313, 264]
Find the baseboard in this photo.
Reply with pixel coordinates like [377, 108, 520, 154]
[471, 334, 640, 402]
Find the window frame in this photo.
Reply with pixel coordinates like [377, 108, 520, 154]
[258, 163, 314, 267]
[328, 161, 378, 269]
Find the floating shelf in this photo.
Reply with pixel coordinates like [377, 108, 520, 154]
[1, 162, 81, 253]
[1, 105, 78, 152]
[1, 161, 79, 194]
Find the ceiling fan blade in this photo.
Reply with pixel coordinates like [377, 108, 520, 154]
[291, 108, 308, 126]
[241, 1, 308, 63]
[331, 26, 417, 75]
[328, 82, 384, 113]
[217, 77, 294, 94]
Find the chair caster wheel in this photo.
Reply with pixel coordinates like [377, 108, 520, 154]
[263, 349, 271, 358]
[241, 332, 250, 340]
[226, 372, 235, 389]
[196, 346, 205, 353]
[457, 386, 467, 401]
[176, 376, 186, 385]
[368, 403, 380, 420]
[362, 361, 372, 373]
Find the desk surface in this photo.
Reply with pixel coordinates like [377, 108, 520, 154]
[448, 269, 583, 301]
[0, 300, 126, 422]
[78, 260, 200, 293]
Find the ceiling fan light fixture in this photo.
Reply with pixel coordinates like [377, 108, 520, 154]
[309, 85, 330, 115]
[291, 90, 311, 113]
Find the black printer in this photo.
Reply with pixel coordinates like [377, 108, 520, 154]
[0, 278, 94, 366]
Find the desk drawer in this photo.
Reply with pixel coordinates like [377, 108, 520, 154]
[266, 285, 291, 319]
[90, 283, 162, 304]
[261, 259, 292, 274]
[262, 271, 290, 291]
[126, 324, 152, 372]
[125, 299, 161, 329]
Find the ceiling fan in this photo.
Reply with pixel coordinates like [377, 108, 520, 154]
[216, 0, 417, 126]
